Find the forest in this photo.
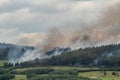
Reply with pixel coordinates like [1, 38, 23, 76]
[1, 43, 120, 67]
[0, 43, 120, 80]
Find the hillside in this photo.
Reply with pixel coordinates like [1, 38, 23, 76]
[0, 43, 34, 60]
[6, 43, 120, 67]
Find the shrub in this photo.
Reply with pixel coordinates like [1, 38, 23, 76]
[0, 68, 8, 74]
[26, 68, 54, 75]
[26, 73, 36, 79]
[0, 74, 15, 80]
[51, 70, 79, 75]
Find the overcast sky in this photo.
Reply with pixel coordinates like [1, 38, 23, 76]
[0, 0, 119, 45]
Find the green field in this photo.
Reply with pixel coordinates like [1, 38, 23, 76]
[0, 60, 6, 67]
[15, 66, 96, 71]
[0, 64, 120, 80]
[80, 71, 120, 80]
[14, 67, 120, 80]
[14, 75, 26, 80]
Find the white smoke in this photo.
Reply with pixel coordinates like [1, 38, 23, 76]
[8, 0, 120, 63]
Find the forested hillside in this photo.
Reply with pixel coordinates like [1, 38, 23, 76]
[7, 43, 120, 67]
[0, 43, 34, 60]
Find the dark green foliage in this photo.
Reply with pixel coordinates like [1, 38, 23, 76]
[3, 62, 13, 68]
[0, 74, 15, 80]
[25, 68, 100, 80]
[98, 54, 120, 66]
[0, 43, 34, 60]
[0, 48, 10, 60]
[2, 43, 120, 67]
[50, 70, 79, 75]
[16, 43, 120, 67]
[0, 68, 7, 74]
[0, 68, 15, 80]
[26, 68, 54, 75]
[26, 73, 36, 79]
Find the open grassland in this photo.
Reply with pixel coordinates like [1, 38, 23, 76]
[0, 65, 120, 80]
[14, 75, 26, 80]
[14, 67, 120, 80]
[0, 60, 6, 67]
[14, 67, 100, 80]
[15, 66, 98, 72]
[80, 71, 120, 80]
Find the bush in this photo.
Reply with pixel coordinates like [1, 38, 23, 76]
[51, 70, 79, 75]
[0, 68, 6, 74]
[0, 74, 15, 80]
[27, 73, 36, 79]
[26, 68, 54, 75]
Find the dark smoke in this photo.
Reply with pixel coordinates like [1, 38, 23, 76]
[9, 0, 120, 63]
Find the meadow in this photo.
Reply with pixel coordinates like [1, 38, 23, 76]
[0, 60, 120, 80]
[80, 71, 120, 80]
[13, 67, 120, 80]
[0, 60, 6, 67]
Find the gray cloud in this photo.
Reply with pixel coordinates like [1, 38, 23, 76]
[0, 0, 119, 46]
[2, 0, 120, 63]
[0, 0, 29, 13]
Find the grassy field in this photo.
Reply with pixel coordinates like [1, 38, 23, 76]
[80, 71, 120, 80]
[15, 67, 120, 80]
[0, 64, 120, 80]
[14, 67, 99, 80]
[0, 60, 6, 67]
[15, 66, 98, 71]
[14, 75, 26, 80]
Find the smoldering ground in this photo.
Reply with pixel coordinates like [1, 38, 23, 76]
[8, 0, 120, 63]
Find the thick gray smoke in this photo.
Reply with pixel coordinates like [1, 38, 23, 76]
[8, 46, 22, 63]
[9, 0, 120, 63]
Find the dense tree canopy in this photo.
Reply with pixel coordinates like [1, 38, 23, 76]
[5, 43, 120, 67]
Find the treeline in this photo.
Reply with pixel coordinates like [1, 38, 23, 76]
[3, 43, 120, 67]
[12, 68, 99, 80]
[0, 68, 15, 80]
[29, 75, 98, 80]
[0, 43, 34, 60]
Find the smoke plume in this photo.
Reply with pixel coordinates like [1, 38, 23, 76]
[8, 0, 120, 63]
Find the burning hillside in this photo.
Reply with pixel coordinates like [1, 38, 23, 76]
[0, 0, 119, 64]
[13, 0, 120, 63]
